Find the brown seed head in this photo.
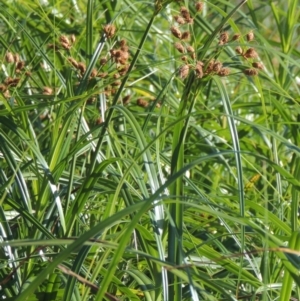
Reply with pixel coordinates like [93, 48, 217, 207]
[243, 48, 258, 59]
[100, 57, 107, 65]
[186, 17, 194, 24]
[97, 72, 108, 78]
[77, 62, 86, 74]
[90, 69, 98, 78]
[61, 42, 71, 50]
[219, 32, 229, 45]
[0, 84, 7, 92]
[246, 31, 254, 42]
[218, 68, 230, 77]
[70, 34, 76, 44]
[13, 54, 20, 63]
[181, 31, 191, 41]
[103, 24, 116, 38]
[175, 42, 185, 53]
[170, 26, 182, 39]
[137, 98, 149, 108]
[205, 60, 215, 74]
[195, 2, 204, 12]
[231, 33, 241, 41]
[179, 64, 189, 79]
[180, 7, 190, 19]
[68, 57, 78, 68]
[5, 52, 14, 63]
[213, 61, 223, 73]
[174, 15, 186, 25]
[60, 35, 70, 45]
[43, 87, 53, 95]
[118, 65, 129, 75]
[244, 68, 258, 76]
[252, 62, 264, 70]
[122, 95, 131, 105]
[181, 55, 188, 62]
[235, 46, 243, 55]
[195, 61, 204, 78]
[16, 61, 25, 71]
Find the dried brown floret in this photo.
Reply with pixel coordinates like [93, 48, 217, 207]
[235, 46, 243, 55]
[195, 2, 204, 12]
[231, 33, 241, 41]
[181, 31, 191, 40]
[175, 42, 185, 53]
[43, 87, 53, 95]
[77, 62, 86, 74]
[252, 62, 264, 70]
[120, 39, 127, 47]
[118, 65, 129, 75]
[90, 69, 98, 78]
[70, 34, 76, 44]
[218, 68, 230, 77]
[5, 52, 14, 63]
[195, 61, 204, 78]
[244, 68, 258, 76]
[122, 95, 131, 105]
[246, 31, 254, 42]
[181, 56, 188, 62]
[99, 57, 108, 65]
[112, 80, 121, 86]
[205, 60, 215, 74]
[170, 26, 182, 39]
[180, 7, 190, 20]
[13, 54, 20, 63]
[0, 84, 7, 92]
[186, 45, 196, 59]
[186, 17, 194, 24]
[97, 72, 108, 78]
[179, 64, 189, 79]
[137, 98, 149, 107]
[213, 61, 222, 73]
[243, 48, 258, 59]
[68, 57, 78, 68]
[4, 77, 20, 87]
[16, 61, 25, 73]
[60, 35, 70, 45]
[103, 24, 116, 38]
[219, 32, 229, 45]
[174, 15, 186, 25]
[61, 42, 71, 50]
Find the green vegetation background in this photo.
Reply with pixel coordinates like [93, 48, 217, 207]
[0, 0, 300, 300]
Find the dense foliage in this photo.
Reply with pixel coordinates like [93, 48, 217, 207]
[0, 0, 300, 300]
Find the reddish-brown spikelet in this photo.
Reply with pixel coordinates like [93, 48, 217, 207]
[235, 46, 243, 55]
[174, 15, 185, 25]
[122, 95, 131, 105]
[103, 24, 116, 38]
[13, 54, 20, 63]
[244, 68, 258, 76]
[100, 57, 107, 65]
[137, 98, 149, 108]
[232, 33, 241, 41]
[61, 42, 71, 50]
[0, 84, 7, 92]
[118, 65, 129, 75]
[213, 61, 222, 73]
[195, 2, 204, 12]
[170, 26, 182, 39]
[243, 48, 258, 59]
[181, 31, 191, 40]
[179, 64, 189, 79]
[252, 62, 264, 70]
[195, 61, 204, 78]
[218, 68, 230, 77]
[43, 87, 53, 95]
[5, 52, 14, 63]
[70, 34, 76, 44]
[246, 31, 254, 42]
[90, 69, 98, 78]
[60, 35, 70, 45]
[4, 77, 20, 87]
[181, 56, 188, 62]
[180, 7, 190, 19]
[205, 60, 215, 74]
[175, 42, 185, 53]
[97, 72, 108, 78]
[68, 57, 78, 68]
[219, 32, 229, 45]
[77, 62, 86, 74]
[16, 61, 25, 73]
